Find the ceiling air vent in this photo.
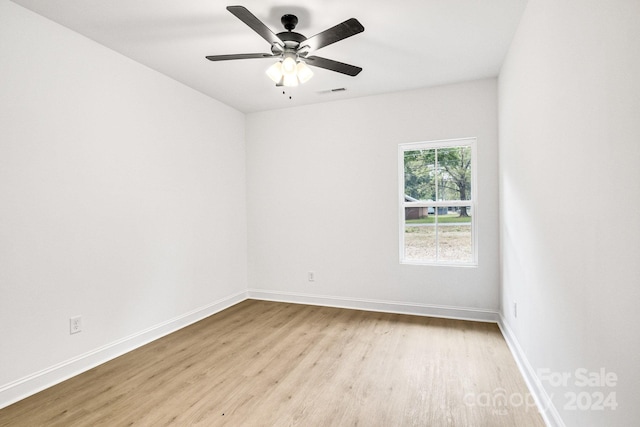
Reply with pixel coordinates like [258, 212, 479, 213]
[318, 87, 347, 95]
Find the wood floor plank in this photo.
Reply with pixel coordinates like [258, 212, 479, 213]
[0, 300, 545, 426]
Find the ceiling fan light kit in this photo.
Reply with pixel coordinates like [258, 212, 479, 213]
[265, 53, 314, 87]
[206, 6, 364, 88]
[296, 61, 314, 84]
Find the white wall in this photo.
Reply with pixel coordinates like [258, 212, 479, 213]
[246, 79, 500, 317]
[0, 0, 247, 406]
[498, 0, 640, 425]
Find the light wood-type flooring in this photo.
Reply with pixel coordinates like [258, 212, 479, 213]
[0, 300, 545, 426]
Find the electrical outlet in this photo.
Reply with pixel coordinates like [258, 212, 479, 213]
[513, 302, 518, 319]
[70, 316, 82, 334]
[308, 271, 315, 282]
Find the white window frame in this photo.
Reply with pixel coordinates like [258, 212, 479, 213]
[398, 137, 478, 266]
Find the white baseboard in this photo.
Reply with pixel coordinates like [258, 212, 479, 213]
[247, 288, 499, 323]
[497, 315, 565, 427]
[0, 290, 248, 410]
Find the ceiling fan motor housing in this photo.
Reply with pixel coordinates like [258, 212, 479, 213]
[275, 14, 307, 50]
[276, 31, 307, 44]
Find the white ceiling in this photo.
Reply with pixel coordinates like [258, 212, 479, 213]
[10, 0, 527, 113]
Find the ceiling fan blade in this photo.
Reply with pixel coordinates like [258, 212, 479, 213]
[206, 53, 276, 61]
[304, 56, 363, 76]
[302, 18, 364, 53]
[226, 6, 283, 47]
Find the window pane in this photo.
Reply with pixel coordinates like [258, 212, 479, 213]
[436, 146, 472, 201]
[404, 223, 436, 262]
[404, 150, 435, 201]
[437, 206, 473, 263]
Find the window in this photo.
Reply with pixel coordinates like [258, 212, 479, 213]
[399, 138, 477, 265]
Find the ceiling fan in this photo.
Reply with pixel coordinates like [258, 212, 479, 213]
[206, 6, 365, 87]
